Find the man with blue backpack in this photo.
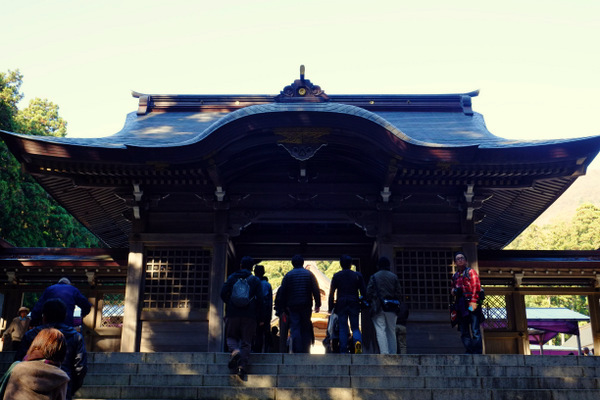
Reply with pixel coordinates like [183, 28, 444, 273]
[220, 256, 264, 377]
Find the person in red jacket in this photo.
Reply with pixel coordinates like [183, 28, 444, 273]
[451, 252, 483, 354]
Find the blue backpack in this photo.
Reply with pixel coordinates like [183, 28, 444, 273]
[231, 276, 253, 307]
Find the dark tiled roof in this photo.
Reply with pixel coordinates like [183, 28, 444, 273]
[11, 98, 594, 150]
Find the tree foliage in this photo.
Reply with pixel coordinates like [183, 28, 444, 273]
[506, 203, 600, 251]
[259, 260, 293, 289]
[0, 69, 99, 247]
[506, 203, 598, 344]
[261, 259, 346, 289]
[524, 294, 588, 317]
[0, 70, 24, 131]
[14, 98, 67, 137]
[525, 293, 589, 346]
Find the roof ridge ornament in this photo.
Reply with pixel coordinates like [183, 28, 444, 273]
[275, 65, 329, 103]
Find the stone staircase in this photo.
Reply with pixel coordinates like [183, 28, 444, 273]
[2, 352, 600, 399]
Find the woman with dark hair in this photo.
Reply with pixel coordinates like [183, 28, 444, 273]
[4, 328, 70, 400]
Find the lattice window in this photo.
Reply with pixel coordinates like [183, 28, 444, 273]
[101, 293, 124, 328]
[481, 294, 508, 331]
[144, 248, 211, 310]
[395, 249, 455, 310]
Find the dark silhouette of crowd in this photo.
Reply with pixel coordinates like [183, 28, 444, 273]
[2, 277, 89, 400]
[1, 250, 501, 388]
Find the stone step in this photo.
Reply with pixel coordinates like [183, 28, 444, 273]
[84, 352, 597, 368]
[2, 351, 592, 368]
[73, 387, 600, 400]
[79, 373, 600, 389]
[2, 352, 598, 400]
[84, 361, 598, 378]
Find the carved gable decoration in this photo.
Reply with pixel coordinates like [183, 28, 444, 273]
[275, 65, 330, 103]
[275, 127, 329, 161]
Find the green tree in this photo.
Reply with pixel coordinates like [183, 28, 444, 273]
[0, 69, 99, 247]
[318, 260, 339, 280]
[507, 203, 600, 251]
[14, 98, 67, 137]
[261, 259, 349, 290]
[525, 294, 589, 345]
[569, 204, 600, 250]
[0, 70, 24, 131]
[509, 203, 598, 345]
[525, 295, 588, 316]
[261, 260, 293, 289]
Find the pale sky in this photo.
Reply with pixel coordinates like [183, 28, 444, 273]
[3, 0, 599, 168]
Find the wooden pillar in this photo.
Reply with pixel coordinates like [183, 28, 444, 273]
[511, 290, 529, 355]
[120, 241, 144, 352]
[208, 235, 228, 352]
[1, 288, 21, 351]
[82, 290, 97, 353]
[376, 209, 394, 264]
[462, 242, 479, 271]
[1, 288, 21, 323]
[208, 210, 229, 352]
[587, 294, 600, 353]
[82, 291, 97, 330]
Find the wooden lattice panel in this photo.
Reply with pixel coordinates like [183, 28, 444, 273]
[481, 295, 509, 331]
[395, 249, 455, 310]
[100, 293, 124, 327]
[144, 248, 211, 310]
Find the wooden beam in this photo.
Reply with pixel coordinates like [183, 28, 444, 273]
[389, 234, 479, 247]
[137, 233, 219, 246]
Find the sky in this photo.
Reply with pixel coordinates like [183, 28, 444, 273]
[3, 0, 599, 168]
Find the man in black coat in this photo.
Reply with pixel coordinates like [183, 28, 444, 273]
[275, 254, 321, 353]
[328, 254, 366, 353]
[220, 256, 264, 376]
[16, 298, 87, 400]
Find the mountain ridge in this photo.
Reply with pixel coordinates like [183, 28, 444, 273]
[532, 169, 600, 226]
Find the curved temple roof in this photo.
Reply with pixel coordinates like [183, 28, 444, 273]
[5, 89, 596, 151]
[1, 73, 600, 250]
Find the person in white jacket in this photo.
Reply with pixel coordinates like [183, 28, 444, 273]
[2, 307, 31, 351]
[367, 257, 403, 354]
